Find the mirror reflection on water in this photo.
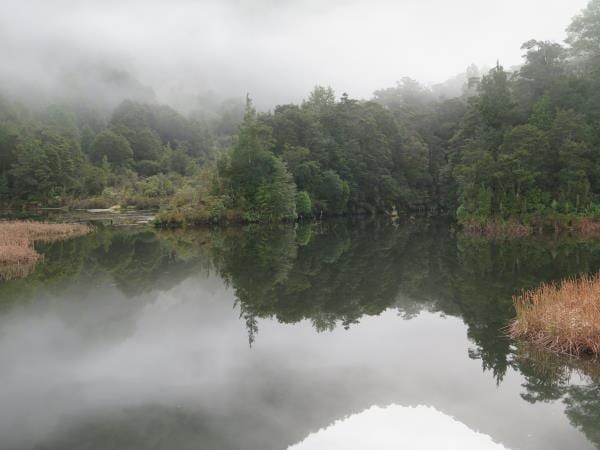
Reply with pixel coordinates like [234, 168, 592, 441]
[0, 219, 599, 450]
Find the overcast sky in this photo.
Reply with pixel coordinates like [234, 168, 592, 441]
[0, 0, 591, 108]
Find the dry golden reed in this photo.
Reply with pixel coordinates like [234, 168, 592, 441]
[509, 273, 600, 357]
[0, 221, 91, 280]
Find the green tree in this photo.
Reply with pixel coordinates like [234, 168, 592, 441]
[567, 0, 600, 72]
[90, 130, 134, 167]
[529, 94, 554, 130]
[220, 97, 297, 222]
[295, 191, 312, 218]
[80, 126, 96, 154]
[498, 124, 549, 203]
[302, 86, 336, 115]
[314, 170, 350, 215]
[10, 138, 52, 201]
[113, 125, 162, 162]
[477, 63, 515, 152]
[36, 127, 85, 195]
[516, 40, 566, 111]
[0, 122, 19, 174]
[453, 140, 496, 218]
[549, 110, 593, 205]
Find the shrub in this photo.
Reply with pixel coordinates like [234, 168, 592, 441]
[295, 191, 312, 218]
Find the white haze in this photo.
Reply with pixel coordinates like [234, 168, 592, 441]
[0, 0, 591, 109]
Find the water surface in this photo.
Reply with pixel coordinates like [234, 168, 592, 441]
[0, 220, 599, 449]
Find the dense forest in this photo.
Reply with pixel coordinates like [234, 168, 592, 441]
[2, 0, 600, 229]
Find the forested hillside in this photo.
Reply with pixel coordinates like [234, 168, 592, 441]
[0, 96, 244, 208]
[3, 0, 600, 229]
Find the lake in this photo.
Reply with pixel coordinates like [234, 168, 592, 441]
[0, 219, 599, 450]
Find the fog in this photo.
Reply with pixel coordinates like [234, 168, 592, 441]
[0, 0, 590, 110]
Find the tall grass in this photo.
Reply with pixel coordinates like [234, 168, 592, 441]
[0, 221, 91, 280]
[509, 273, 600, 357]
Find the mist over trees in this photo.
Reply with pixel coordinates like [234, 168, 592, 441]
[2, 0, 600, 227]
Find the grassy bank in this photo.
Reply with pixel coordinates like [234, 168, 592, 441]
[0, 221, 92, 280]
[509, 273, 600, 357]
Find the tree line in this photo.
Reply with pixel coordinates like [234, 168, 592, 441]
[3, 0, 600, 227]
[160, 0, 600, 226]
[0, 96, 244, 207]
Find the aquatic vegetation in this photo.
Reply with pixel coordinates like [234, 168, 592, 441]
[0, 221, 91, 280]
[509, 273, 600, 357]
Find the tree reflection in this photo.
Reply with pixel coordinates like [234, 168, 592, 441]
[515, 346, 600, 448]
[2, 218, 600, 446]
[5, 219, 600, 375]
[207, 220, 432, 335]
[195, 220, 600, 442]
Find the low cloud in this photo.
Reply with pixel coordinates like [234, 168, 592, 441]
[0, 0, 590, 110]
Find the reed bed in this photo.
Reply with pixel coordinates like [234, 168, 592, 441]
[509, 273, 600, 357]
[0, 221, 91, 280]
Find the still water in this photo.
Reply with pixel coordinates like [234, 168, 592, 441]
[0, 219, 599, 450]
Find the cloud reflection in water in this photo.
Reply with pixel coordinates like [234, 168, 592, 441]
[289, 404, 509, 450]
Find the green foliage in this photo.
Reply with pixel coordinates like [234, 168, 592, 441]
[516, 40, 566, 109]
[476, 63, 515, 151]
[567, 0, 600, 71]
[136, 160, 162, 177]
[80, 126, 96, 154]
[161, 145, 195, 176]
[446, 1, 600, 227]
[295, 191, 312, 217]
[498, 124, 549, 199]
[313, 170, 350, 215]
[217, 97, 297, 222]
[10, 138, 52, 201]
[529, 94, 554, 130]
[0, 122, 19, 174]
[79, 164, 108, 196]
[90, 130, 133, 167]
[7, 124, 87, 202]
[0, 94, 238, 208]
[130, 128, 163, 161]
[302, 85, 336, 114]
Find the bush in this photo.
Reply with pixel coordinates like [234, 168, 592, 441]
[136, 160, 162, 177]
[295, 191, 312, 218]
